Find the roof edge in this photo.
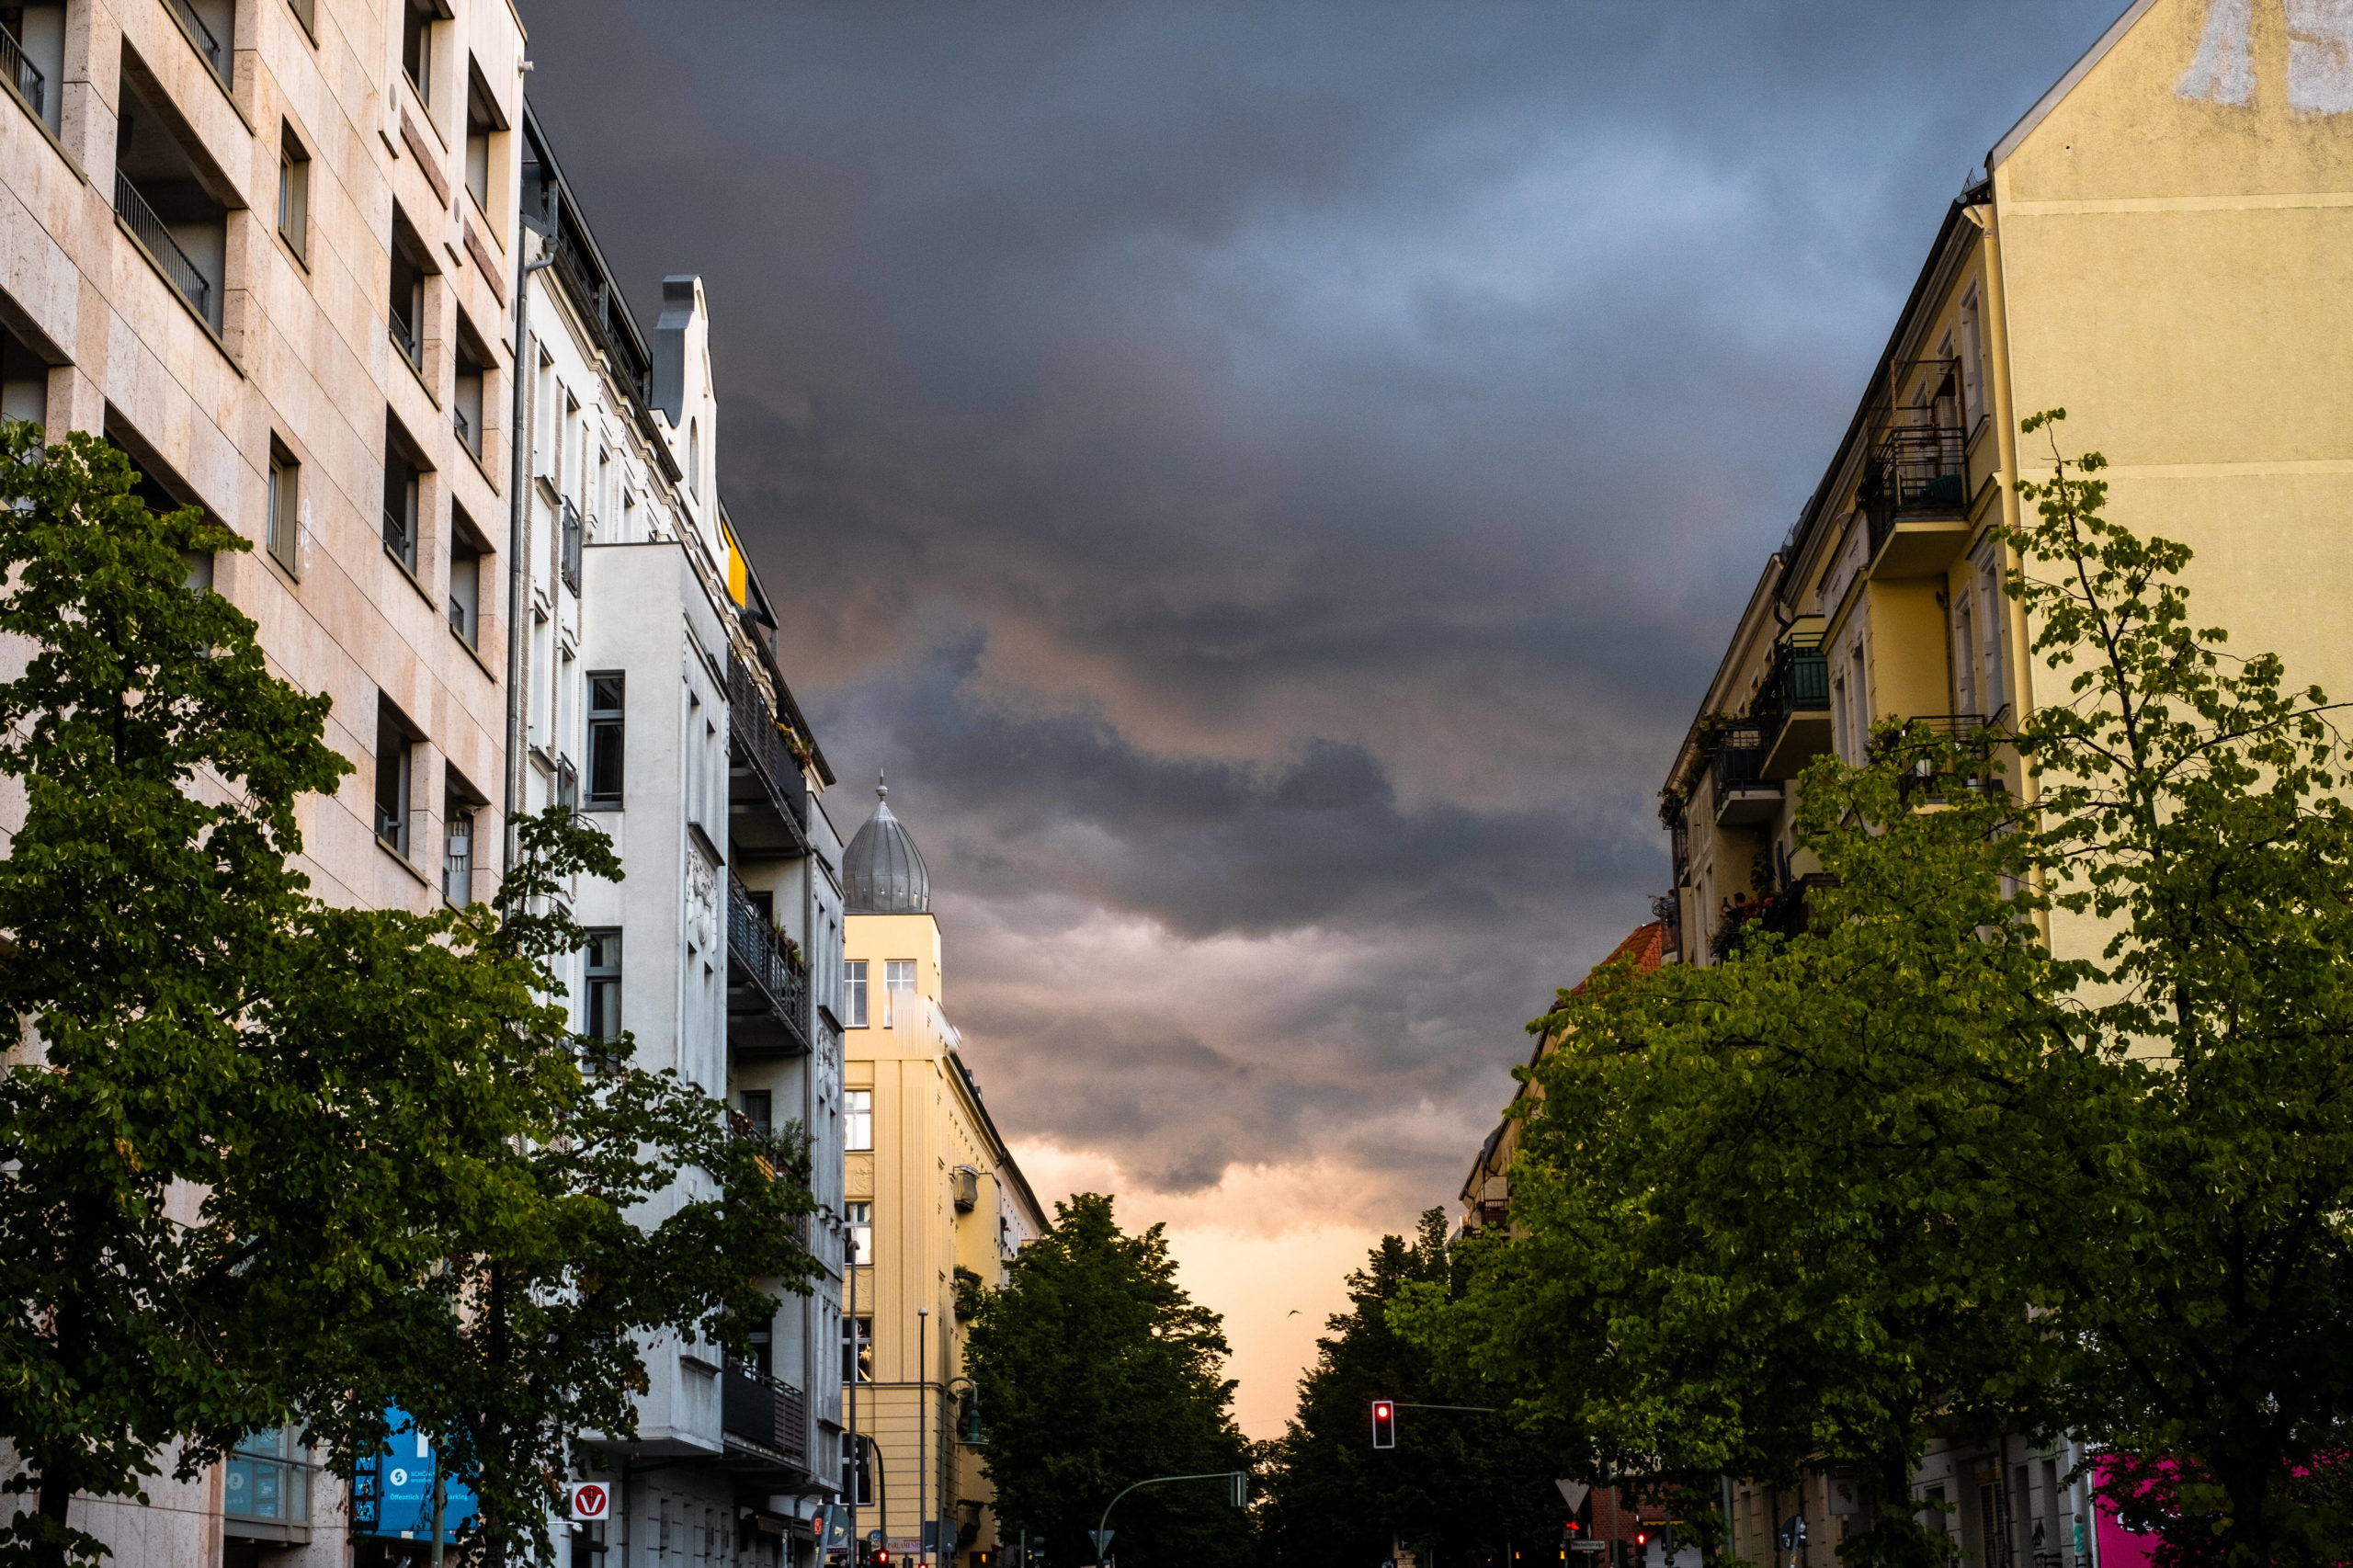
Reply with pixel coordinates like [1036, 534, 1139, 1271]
[1989, 0, 2162, 169]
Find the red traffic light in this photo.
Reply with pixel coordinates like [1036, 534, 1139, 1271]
[1370, 1401, 1397, 1449]
[1636, 1532, 1649, 1547]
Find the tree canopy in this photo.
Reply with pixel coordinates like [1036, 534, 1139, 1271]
[1397, 415, 2353, 1568]
[964, 1192, 1251, 1568]
[1255, 1210, 1567, 1568]
[0, 427, 815, 1568]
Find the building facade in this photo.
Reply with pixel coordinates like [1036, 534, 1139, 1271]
[0, 0, 853, 1561]
[513, 103, 851, 1568]
[838, 784, 1046, 1568]
[1477, 3, 2353, 1565]
[3, 0, 528, 1560]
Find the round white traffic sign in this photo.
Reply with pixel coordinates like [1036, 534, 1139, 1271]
[569, 1482, 611, 1522]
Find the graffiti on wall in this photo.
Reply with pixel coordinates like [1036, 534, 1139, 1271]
[2178, 0, 2353, 112]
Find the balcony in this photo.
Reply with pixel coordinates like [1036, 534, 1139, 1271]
[114, 171, 212, 326]
[1862, 418, 1972, 577]
[164, 0, 227, 84]
[724, 1111, 814, 1250]
[1874, 712, 2000, 801]
[1708, 724, 1780, 827]
[2, 16, 45, 119]
[1755, 632, 1832, 779]
[722, 1359, 809, 1469]
[727, 653, 810, 860]
[727, 872, 810, 1057]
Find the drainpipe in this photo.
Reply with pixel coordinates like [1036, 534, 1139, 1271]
[505, 248, 556, 876]
[801, 767, 821, 1488]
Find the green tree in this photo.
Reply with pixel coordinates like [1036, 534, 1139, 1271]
[1399, 415, 2353, 1568]
[1256, 1210, 1565, 1568]
[965, 1193, 1251, 1568]
[0, 427, 814, 1568]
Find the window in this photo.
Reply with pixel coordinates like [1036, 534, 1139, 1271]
[225, 1428, 312, 1525]
[266, 442, 299, 574]
[389, 222, 426, 369]
[1960, 288, 1986, 430]
[560, 498, 583, 593]
[842, 1436, 872, 1507]
[1, 321, 47, 429]
[840, 1315, 872, 1385]
[843, 960, 868, 1028]
[286, 0, 315, 35]
[585, 673, 623, 807]
[584, 929, 621, 1041]
[277, 124, 310, 263]
[844, 1088, 871, 1152]
[449, 527, 482, 647]
[1977, 556, 2007, 714]
[847, 1201, 872, 1266]
[400, 0, 437, 107]
[739, 1090, 771, 1137]
[114, 57, 229, 330]
[884, 960, 916, 1026]
[453, 334, 486, 458]
[374, 701, 414, 857]
[4, 1, 63, 133]
[1954, 595, 1978, 717]
[382, 418, 424, 573]
[442, 794, 472, 904]
[463, 66, 497, 211]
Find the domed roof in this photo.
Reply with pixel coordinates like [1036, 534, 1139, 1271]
[844, 772, 930, 915]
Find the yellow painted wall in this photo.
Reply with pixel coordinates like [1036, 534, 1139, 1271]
[1992, 0, 2353, 967]
[843, 909, 1041, 1568]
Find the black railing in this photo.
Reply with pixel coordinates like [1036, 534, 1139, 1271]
[723, 1110, 814, 1249]
[2, 16, 44, 117]
[548, 225, 650, 399]
[728, 653, 809, 842]
[165, 0, 226, 80]
[452, 403, 473, 451]
[115, 171, 212, 323]
[381, 506, 415, 570]
[1712, 873, 1838, 961]
[1863, 422, 1968, 559]
[1752, 635, 1829, 740]
[722, 1359, 808, 1466]
[1709, 726, 1768, 798]
[389, 311, 422, 369]
[1876, 713, 2000, 801]
[727, 872, 810, 1052]
[560, 498, 582, 595]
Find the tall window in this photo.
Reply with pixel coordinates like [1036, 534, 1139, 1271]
[388, 226, 426, 370]
[266, 443, 299, 574]
[1960, 288, 1986, 429]
[226, 1429, 313, 1525]
[442, 793, 472, 904]
[844, 1089, 872, 1152]
[463, 68, 496, 210]
[842, 1436, 872, 1507]
[843, 960, 867, 1028]
[584, 929, 621, 1041]
[739, 1090, 772, 1137]
[277, 125, 310, 263]
[840, 1316, 872, 1385]
[400, 0, 436, 106]
[1977, 558, 2007, 715]
[847, 1201, 872, 1266]
[374, 703, 413, 857]
[884, 960, 916, 1026]
[449, 530, 481, 647]
[381, 421, 423, 573]
[585, 674, 624, 807]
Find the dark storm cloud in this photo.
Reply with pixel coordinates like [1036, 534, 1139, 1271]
[524, 0, 2129, 1202]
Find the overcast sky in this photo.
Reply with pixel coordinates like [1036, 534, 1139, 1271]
[527, 0, 2128, 1437]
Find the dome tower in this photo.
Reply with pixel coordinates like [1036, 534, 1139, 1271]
[843, 772, 930, 915]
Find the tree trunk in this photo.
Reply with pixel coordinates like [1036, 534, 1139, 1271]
[33, 1460, 74, 1568]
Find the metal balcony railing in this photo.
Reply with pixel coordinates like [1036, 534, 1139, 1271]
[2, 16, 44, 117]
[452, 403, 473, 451]
[727, 872, 810, 1054]
[559, 498, 583, 595]
[114, 171, 212, 323]
[727, 653, 810, 855]
[1709, 726, 1768, 797]
[381, 506, 415, 571]
[722, 1359, 808, 1465]
[389, 311, 423, 370]
[1751, 634, 1829, 741]
[1863, 423, 1968, 561]
[165, 0, 226, 81]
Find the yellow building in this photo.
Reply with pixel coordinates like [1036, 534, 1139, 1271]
[1639, 3, 2353, 1562]
[838, 778, 1046, 1568]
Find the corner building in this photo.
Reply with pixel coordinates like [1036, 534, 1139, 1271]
[839, 783, 1045, 1568]
[3, 0, 527, 1560]
[1652, 3, 2353, 1566]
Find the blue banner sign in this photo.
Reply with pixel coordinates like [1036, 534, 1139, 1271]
[350, 1408, 480, 1541]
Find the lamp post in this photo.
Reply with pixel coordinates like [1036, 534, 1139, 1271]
[916, 1306, 929, 1568]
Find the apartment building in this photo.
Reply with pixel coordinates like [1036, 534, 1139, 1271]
[3, 0, 527, 1559]
[838, 783, 1047, 1568]
[514, 104, 852, 1568]
[1649, 2, 2353, 1564]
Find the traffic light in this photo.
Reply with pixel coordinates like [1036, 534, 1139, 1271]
[1370, 1400, 1397, 1449]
